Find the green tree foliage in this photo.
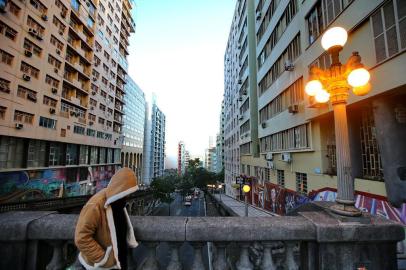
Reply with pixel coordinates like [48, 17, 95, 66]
[150, 175, 176, 204]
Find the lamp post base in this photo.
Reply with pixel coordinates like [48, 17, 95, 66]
[330, 201, 362, 217]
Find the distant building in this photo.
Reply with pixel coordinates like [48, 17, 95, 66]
[121, 77, 146, 182]
[177, 141, 185, 176]
[143, 98, 166, 183]
[205, 146, 217, 173]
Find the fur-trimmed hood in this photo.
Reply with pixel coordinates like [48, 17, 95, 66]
[75, 168, 139, 270]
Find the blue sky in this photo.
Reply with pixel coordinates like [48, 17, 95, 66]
[127, 0, 236, 168]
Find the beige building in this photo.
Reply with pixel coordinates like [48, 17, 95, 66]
[0, 0, 135, 199]
[224, 0, 405, 206]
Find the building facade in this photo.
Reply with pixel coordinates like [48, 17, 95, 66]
[223, 0, 406, 215]
[177, 141, 185, 176]
[0, 0, 135, 200]
[143, 98, 165, 183]
[121, 76, 146, 182]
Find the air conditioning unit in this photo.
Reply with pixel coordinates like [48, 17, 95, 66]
[70, 111, 76, 116]
[89, 121, 93, 125]
[56, 49, 61, 55]
[86, 1, 90, 6]
[27, 93, 37, 102]
[23, 74, 31, 81]
[238, 97, 243, 102]
[242, 90, 247, 95]
[90, 106, 94, 110]
[288, 104, 299, 113]
[28, 28, 38, 36]
[238, 79, 242, 84]
[238, 115, 243, 121]
[61, 11, 67, 18]
[265, 152, 273, 161]
[24, 50, 32, 57]
[261, 122, 266, 128]
[49, 108, 56, 114]
[267, 161, 274, 169]
[59, 29, 64, 35]
[54, 68, 59, 74]
[41, 14, 48, 21]
[284, 60, 294, 71]
[237, 45, 241, 49]
[36, 33, 43, 41]
[51, 87, 58, 94]
[0, 83, 10, 93]
[281, 152, 292, 163]
[91, 91, 96, 95]
[256, 11, 262, 20]
[15, 123, 24, 129]
[92, 77, 97, 81]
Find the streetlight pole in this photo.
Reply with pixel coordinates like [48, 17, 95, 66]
[243, 185, 250, 217]
[305, 27, 371, 217]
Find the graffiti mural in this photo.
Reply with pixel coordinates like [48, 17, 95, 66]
[312, 188, 406, 225]
[0, 165, 118, 202]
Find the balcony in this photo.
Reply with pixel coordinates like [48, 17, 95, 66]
[0, 209, 402, 270]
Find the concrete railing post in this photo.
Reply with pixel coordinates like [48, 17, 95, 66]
[284, 242, 299, 270]
[260, 241, 276, 270]
[46, 240, 65, 270]
[212, 242, 228, 270]
[236, 243, 253, 270]
[167, 242, 182, 270]
[141, 242, 159, 270]
[191, 242, 205, 270]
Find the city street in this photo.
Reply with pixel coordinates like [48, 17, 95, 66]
[133, 192, 211, 270]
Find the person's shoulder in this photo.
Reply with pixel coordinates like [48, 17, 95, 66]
[85, 189, 107, 208]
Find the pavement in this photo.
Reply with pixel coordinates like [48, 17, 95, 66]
[213, 193, 276, 217]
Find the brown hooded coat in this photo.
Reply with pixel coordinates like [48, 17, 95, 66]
[75, 168, 138, 269]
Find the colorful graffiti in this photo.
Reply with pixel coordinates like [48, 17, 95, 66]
[312, 188, 406, 225]
[0, 165, 118, 202]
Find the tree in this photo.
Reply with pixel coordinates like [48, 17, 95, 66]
[148, 176, 176, 213]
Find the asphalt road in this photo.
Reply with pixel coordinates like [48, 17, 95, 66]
[132, 192, 210, 270]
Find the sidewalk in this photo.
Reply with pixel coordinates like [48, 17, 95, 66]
[212, 194, 276, 217]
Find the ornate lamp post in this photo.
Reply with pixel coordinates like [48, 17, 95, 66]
[305, 27, 371, 217]
[243, 184, 251, 217]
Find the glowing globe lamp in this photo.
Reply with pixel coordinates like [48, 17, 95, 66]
[305, 80, 323, 96]
[347, 68, 370, 88]
[242, 185, 251, 193]
[352, 82, 371, 96]
[321, 27, 348, 51]
[315, 89, 330, 103]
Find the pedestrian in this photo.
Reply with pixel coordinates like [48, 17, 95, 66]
[75, 167, 139, 269]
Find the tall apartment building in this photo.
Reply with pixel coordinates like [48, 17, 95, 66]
[122, 76, 146, 182]
[215, 100, 226, 174]
[177, 140, 185, 176]
[143, 98, 165, 183]
[224, 0, 406, 218]
[0, 0, 135, 200]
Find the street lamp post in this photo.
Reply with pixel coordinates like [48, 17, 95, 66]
[305, 27, 371, 217]
[243, 185, 251, 217]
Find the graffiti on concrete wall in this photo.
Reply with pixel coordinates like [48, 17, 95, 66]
[252, 182, 310, 215]
[0, 165, 117, 202]
[312, 189, 406, 225]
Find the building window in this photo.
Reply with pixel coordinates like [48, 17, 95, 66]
[360, 106, 384, 180]
[50, 35, 64, 51]
[43, 96, 57, 107]
[20, 61, 40, 78]
[90, 146, 98, 164]
[27, 16, 45, 35]
[99, 148, 106, 163]
[0, 136, 24, 169]
[371, 0, 406, 63]
[240, 142, 251, 155]
[86, 128, 95, 137]
[277, 170, 285, 187]
[45, 75, 60, 88]
[73, 125, 85, 135]
[260, 123, 310, 152]
[66, 144, 78, 165]
[14, 110, 34, 124]
[71, 0, 79, 12]
[30, 0, 47, 13]
[296, 172, 307, 194]
[49, 142, 63, 166]
[39, 116, 56, 129]
[27, 139, 46, 167]
[23, 38, 42, 57]
[48, 54, 62, 69]
[0, 106, 6, 119]
[79, 145, 88, 164]
[8, 2, 21, 17]
[240, 120, 250, 135]
[0, 78, 11, 94]
[0, 20, 18, 41]
[0, 49, 14, 66]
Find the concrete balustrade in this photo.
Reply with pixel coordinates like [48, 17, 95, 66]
[0, 208, 403, 270]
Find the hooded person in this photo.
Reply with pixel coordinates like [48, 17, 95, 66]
[75, 168, 139, 269]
